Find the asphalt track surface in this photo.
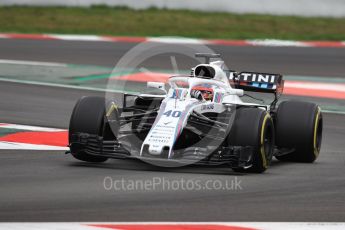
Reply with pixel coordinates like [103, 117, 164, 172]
[0, 39, 345, 222]
[1, 39, 345, 77]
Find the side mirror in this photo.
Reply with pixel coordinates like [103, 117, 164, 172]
[228, 89, 244, 96]
[147, 82, 167, 94]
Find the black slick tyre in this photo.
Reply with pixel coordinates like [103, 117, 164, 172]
[275, 100, 322, 163]
[69, 96, 108, 162]
[229, 108, 275, 173]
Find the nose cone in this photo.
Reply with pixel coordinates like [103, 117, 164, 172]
[148, 144, 164, 155]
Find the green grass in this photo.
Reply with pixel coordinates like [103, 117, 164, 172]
[0, 6, 345, 40]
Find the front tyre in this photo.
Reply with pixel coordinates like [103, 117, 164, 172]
[69, 96, 108, 162]
[275, 101, 323, 163]
[229, 108, 275, 173]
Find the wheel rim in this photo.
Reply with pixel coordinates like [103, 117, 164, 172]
[314, 113, 323, 156]
[260, 114, 274, 169]
[264, 123, 274, 161]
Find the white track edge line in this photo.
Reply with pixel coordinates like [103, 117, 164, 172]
[1, 222, 345, 230]
[0, 77, 129, 94]
[0, 59, 68, 67]
[0, 123, 65, 132]
[0, 141, 68, 150]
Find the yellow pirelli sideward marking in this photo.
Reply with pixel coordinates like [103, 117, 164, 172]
[313, 107, 321, 157]
[106, 102, 118, 117]
[260, 114, 270, 169]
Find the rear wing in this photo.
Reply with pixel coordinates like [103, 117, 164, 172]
[227, 71, 284, 94]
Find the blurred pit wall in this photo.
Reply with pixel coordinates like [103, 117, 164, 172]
[1, 0, 345, 18]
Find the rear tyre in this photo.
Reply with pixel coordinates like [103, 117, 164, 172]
[69, 96, 108, 162]
[275, 101, 323, 163]
[229, 108, 275, 173]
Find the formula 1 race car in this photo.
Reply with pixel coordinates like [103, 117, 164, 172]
[67, 53, 323, 173]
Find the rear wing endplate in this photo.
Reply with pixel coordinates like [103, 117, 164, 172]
[227, 71, 284, 94]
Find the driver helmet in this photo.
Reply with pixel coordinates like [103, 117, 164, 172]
[191, 85, 213, 101]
